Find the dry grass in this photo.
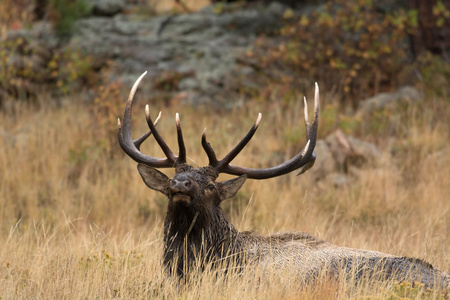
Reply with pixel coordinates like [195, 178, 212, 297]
[148, 0, 211, 13]
[0, 88, 449, 298]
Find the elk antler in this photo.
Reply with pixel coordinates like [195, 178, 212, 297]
[202, 83, 319, 179]
[117, 71, 187, 167]
[119, 72, 319, 178]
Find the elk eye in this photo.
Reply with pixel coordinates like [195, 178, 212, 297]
[205, 184, 215, 192]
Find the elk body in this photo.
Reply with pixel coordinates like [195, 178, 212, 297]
[118, 72, 450, 289]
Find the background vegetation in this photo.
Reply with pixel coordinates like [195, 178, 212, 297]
[0, 0, 449, 298]
[249, 0, 450, 107]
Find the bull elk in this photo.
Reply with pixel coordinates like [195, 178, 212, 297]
[118, 72, 450, 289]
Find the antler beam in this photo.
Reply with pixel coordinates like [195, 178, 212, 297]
[118, 71, 187, 168]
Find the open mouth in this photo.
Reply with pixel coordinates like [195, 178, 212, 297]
[172, 193, 191, 205]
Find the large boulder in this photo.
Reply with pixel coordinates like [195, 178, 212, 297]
[91, 0, 127, 16]
[307, 130, 382, 187]
[357, 86, 423, 118]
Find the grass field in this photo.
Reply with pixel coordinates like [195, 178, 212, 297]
[0, 84, 449, 298]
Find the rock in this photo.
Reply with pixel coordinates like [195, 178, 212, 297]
[345, 135, 381, 164]
[66, 2, 287, 106]
[302, 131, 381, 186]
[324, 130, 381, 173]
[357, 86, 423, 117]
[395, 86, 422, 103]
[0, 2, 299, 106]
[91, 0, 126, 16]
[306, 140, 335, 182]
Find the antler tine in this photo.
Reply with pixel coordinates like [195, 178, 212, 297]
[117, 72, 174, 168]
[295, 83, 319, 175]
[202, 128, 219, 166]
[175, 113, 187, 165]
[214, 113, 262, 171]
[213, 84, 320, 179]
[303, 96, 310, 138]
[145, 105, 178, 165]
[310, 82, 320, 139]
[120, 71, 148, 143]
[133, 111, 161, 150]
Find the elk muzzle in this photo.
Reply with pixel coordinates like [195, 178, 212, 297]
[170, 175, 192, 205]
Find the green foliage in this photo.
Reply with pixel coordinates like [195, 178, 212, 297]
[251, 0, 424, 105]
[0, 37, 42, 100]
[415, 51, 450, 97]
[49, 0, 92, 38]
[48, 47, 95, 94]
[433, 0, 450, 27]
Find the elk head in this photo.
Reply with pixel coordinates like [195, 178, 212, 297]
[117, 71, 319, 230]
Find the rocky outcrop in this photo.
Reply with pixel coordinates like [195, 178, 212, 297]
[1, 2, 292, 105]
[357, 86, 423, 118]
[91, 0, 127, 16]
[69, 2, 289, 106]
[309, 130, 382, 187]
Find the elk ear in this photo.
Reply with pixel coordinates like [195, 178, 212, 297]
[137, 164, 169, 195]
[217, 175, 247, 201]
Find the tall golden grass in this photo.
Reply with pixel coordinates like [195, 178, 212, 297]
[0, 87, 449, 298]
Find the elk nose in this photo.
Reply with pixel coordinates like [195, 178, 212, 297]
[170, 178, 191, 193]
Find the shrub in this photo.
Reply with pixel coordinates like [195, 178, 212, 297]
[249, 0, 423, 106]
[48, 0, 92, 38]
[0, 34, 95, 104]
[89, 62, 126, 156]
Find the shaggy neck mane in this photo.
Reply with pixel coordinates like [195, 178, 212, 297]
[163, 203, 242, 276]
[165, 204, 212, 238]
